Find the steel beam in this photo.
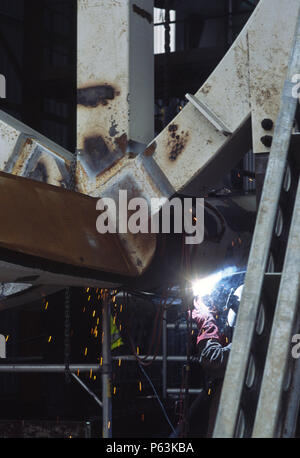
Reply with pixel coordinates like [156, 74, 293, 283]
[0, 109, 72, 188]
[0, 364, 102, 373]
[213, 4, 300, 437]
[252, 173, 300, 436]
[76, 0, 154, 194]
[0, 0, 297, 286]
[78, 0, 299, 205]
[0, 171, 138, 283]
[248, 0, 298, 155]
[76, 0, 156, 276]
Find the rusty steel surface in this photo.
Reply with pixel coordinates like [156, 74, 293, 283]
[248, 0, 299, 155]
[76, 0, 154, 196]
[76, 0, 156, 275]
[79, 0, 298, 207]
[0, 171, 140, 278]
[2, 0, 293, 201]
[0, 110, 72, 187]
[0, 0, 297, 290]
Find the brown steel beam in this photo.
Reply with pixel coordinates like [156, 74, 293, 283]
[0, 171, 140, 278]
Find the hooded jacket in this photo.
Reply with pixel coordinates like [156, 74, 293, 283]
[191, 306, 231, 376]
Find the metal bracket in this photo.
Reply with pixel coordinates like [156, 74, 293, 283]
[185, 93, 233, 136]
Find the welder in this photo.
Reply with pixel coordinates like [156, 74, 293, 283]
[170, 284, 241, 438]
[191, 293, 232, 376]
[189, 287, 241, 436]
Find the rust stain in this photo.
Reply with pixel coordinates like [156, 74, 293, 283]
[200, 83, 212, 95]
[144, 141, 156, 157]
[234, 41, 248, 82]
[77, 84, 117, 108]
[25, 138, 33, 146]
[115, 133, 128, 154]
[255, 84, 279, 109]
[168, 124, 178, 133]
[167, 126, 189, 161]
[132, 4, 153, 24]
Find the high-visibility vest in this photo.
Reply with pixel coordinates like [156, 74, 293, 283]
[110, 316, 123, 350]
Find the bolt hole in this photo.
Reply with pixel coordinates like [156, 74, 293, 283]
[245, 353, 256, 389]
[266, 253, 275, 272]
[235, 409, 246, 438]
[256, 303, 265, 336]
[275, 207, 283, 238]
[283, 164, 292, 193]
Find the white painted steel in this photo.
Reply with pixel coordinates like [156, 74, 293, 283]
[214, 3, 300, 437]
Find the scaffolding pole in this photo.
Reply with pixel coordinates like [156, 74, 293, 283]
[162, 306, 167, 399]
[102, 294, 112, 438]
[0, 364, 102, 372]
[112, 355, 187, 362]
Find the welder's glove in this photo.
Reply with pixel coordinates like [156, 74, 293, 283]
[191, 339, 231, 374]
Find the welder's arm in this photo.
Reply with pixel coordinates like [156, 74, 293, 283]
[193, 339, 231, 373]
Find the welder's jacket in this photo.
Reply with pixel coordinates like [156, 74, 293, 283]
[191, 308, 231, 378]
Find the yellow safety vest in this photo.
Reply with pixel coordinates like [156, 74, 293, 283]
[110, 315, 123, 350]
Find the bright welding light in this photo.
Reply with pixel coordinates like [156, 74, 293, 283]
[192, 266, 244, 299]
[192, 271, 223, 298]
[193, 295, 210, 315]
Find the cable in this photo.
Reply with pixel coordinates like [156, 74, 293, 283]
[138, 361, 176, 435]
